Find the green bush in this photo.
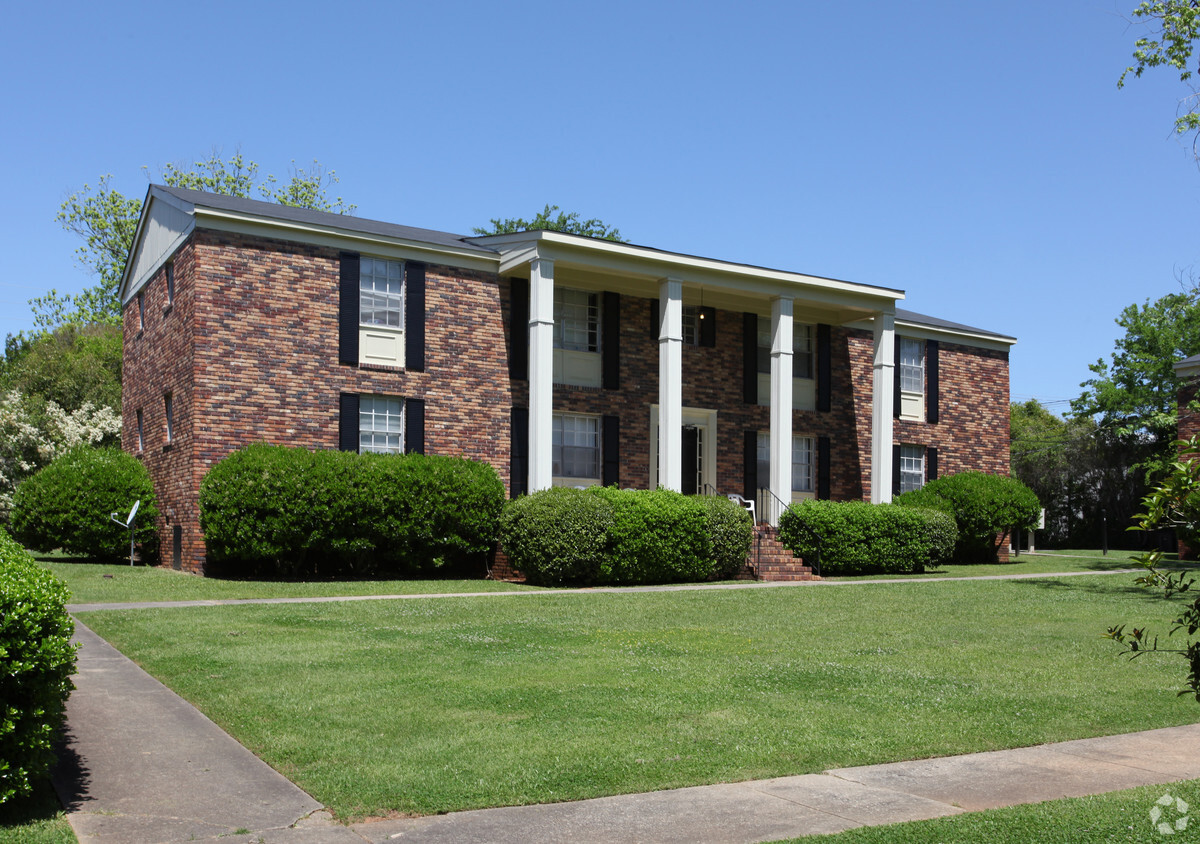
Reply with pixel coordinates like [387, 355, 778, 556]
[589, 487, 710, 584]
[199, 444, 504, 578]
[898, 472, 1040, 562]
[499, 488, 752, 586]
[778, 500, 942, 576]
[915, 507, 958, 569]
[0, 529, 76, 805]
[500, 487, 614, 585]
[10, 446, 159, 563]
[696, 495, 753, 579]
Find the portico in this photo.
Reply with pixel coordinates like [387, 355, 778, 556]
[478, 230, 904, 522]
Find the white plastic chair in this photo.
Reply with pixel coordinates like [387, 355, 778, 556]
[727, 493, 757, 526]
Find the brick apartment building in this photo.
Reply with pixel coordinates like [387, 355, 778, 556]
[120, 185, 1014, 573]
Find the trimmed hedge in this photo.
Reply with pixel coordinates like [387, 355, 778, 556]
[895, 472, 1040, 562]
[499, 487, 754, 586]
[778, 500, 953, 576]
[0, 529, 76, 805]
[499, 487, 613, 586]
[10, 446, 159, 563]
[696, 495, 754, 579]
[199, 444, 504, 578]
[590, 487, 710, 584]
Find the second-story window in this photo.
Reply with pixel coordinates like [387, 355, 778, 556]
[899, 338, 925, 393]
[554, 288, 599, 352]
[359, 257, 405, 328]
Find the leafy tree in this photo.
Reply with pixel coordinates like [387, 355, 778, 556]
[35, 151, 355, 330]
[1011, 400, 1149, 547]
[1106, 433, 1200, 701]
[473, 204, 626, 241]
[1071, 282, 1200, 481]
[1, 324, 121, 413]
[1120, 0, 1200, 154]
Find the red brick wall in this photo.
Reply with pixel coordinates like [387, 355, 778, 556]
[122, 242, 197, 569]
[126, 229, 512, 572]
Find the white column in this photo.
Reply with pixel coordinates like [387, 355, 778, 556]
[769, 297, 793, 524]
[528, 257, 554, 493]
[658, 278, 683, 492]
[871, 310, 896, 504]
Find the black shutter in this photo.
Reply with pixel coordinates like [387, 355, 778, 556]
[743, 312, 758, 404]
[650, 298, 659, 340]
[405, 262, 426, 372]
[926, 340, 939, 423]
[816, 323, 832, 412]
[602, 415, 620, 487]
[510, 408, 529, 499]
[892, 444, 902, 496]
[817, 436, 831, 500]
[510, 278, 529, 380]
[338, 252, 360, 365]
[603, 291, 620, 389]
[699, 307, 716, 347]
[405, 398, 425, 455]
[338, 393, 359, 452]
[927, 446, 938, 482]
[744, 430, 758, 502]
[893, 336, 902, 419]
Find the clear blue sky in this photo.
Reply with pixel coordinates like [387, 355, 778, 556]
[2, 0, 1196, 412]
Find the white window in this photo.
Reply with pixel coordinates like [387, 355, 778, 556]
[136, 409, 144, 451]
[792, 435, 813, 493]
[553, 413, 600, 480]
[359, 396, 404, 454]
[359, 257, 405, 328]
[164, 394, 174, 444]
[757, 318, 813, 379]
[899, 445, 926, 493]
[899, 338, 925, 393]
[756, 433, 814, 494]
[554, 288, 599, 352]
[682, 305, 700, 346]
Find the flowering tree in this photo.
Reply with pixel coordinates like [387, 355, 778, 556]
[0, 391, 120, 521]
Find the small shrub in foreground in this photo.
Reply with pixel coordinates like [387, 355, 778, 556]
[10, 446, 159, 563]
[589, 487, 710, 584]
[695, 495, 753, 579]
[0, 529, 76, 805]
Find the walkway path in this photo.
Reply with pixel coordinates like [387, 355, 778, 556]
[54, 604, 1200, 843]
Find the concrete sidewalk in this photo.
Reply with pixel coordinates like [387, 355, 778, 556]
[55, 617, 1200, 844]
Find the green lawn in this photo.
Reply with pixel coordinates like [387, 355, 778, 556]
[81, 574, 1200, 821]
[0, 783, 75, 844]
[41, 560, 534, 605]
[781, 777, 1200, 843]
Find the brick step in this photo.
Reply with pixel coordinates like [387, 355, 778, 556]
[743, 525, 820, 582]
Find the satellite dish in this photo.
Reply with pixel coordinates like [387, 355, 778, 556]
[127, 500, 140, 526]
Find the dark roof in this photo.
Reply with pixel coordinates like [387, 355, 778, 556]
[896, 308, 1014, 342]
[151, 184, 498, 256]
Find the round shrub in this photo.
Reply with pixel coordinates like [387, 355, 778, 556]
[778, 500, 941, 576]
[10, 446, 159, 563]
[914, 507, 958, 569]
[589, 487, 710, 584]
[199, 444, 505, 578]
[500, 487, 613, 585]
[0, 529, 76, 805]
[905, 472, 1040, 562]
[695, 495, 753, 579]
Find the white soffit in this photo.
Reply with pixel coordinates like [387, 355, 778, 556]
[120, 189, 195, 304]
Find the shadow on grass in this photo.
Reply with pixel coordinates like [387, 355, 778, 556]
[0, 778, 68, 829]
[1011, 574, 1190, 604]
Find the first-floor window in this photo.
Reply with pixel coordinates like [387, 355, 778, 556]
[792, 435, 813, 493]
[899, 445, 925, 493]
[360, 396, 404, 454]
[553, 413, 600, 479]
[757, 433, 815, 493]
